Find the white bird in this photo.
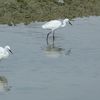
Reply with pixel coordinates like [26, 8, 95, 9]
[0, 45, 13, 60]
[42, 18, 72, 44]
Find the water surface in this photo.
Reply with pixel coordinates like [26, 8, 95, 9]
[0, 16, 100, 100]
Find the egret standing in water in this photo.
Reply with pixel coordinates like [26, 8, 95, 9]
[42, 18, 72, 44]
[0, 45, 13, 61]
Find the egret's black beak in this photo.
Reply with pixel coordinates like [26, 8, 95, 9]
[69, 21, 72, 25]
[9, 49, 13, 54]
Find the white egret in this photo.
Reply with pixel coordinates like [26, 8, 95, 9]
[0, 45, 13, 60]
[42, 18, 72, 44]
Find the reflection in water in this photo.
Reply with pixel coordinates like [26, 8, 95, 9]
[65, 48, 72, 56]
[0, 76, 11, 92]
[43, 35, 72, 58]
[43, 37, 66, 58]
[44, 43, 65, 58]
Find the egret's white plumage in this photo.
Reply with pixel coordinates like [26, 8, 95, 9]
[42, 18, 72, 44]
[0, 45, 13, 60]
[42, 19, 63, 30]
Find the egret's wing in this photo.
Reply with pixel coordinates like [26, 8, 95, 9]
[0, 47, 4, 54]
[42, 20, 61, 29]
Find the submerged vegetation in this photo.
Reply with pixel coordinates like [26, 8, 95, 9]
[0, 0, 100, 24]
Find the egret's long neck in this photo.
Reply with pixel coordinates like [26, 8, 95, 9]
[5, 48, 7, 51]
[4, 47, 9, 52]
[61, 20, 66, 27]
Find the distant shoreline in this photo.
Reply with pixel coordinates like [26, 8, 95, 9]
[0, 0, 100, 25]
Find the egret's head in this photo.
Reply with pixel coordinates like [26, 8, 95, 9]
[64, 18, 72, 25]
[5, 46, 13, 54]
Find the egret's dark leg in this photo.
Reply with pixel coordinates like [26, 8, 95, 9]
[52, 38, 55, 48]
[46, 31, 52, 45]
[53, 31, 55, 45]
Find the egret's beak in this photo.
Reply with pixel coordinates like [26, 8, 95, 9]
[68, 21, 72, 25]
[9, 49, 13, 54]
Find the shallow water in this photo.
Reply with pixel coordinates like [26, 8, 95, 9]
[0, 16, 100, 100]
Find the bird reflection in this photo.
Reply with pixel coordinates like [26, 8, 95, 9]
[0, 76, 11, 92]
[43, 35, 72, 58]
[65, 48, 72, 56]
[43, 37, 65, 58]
[44, 44, 65, 58]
